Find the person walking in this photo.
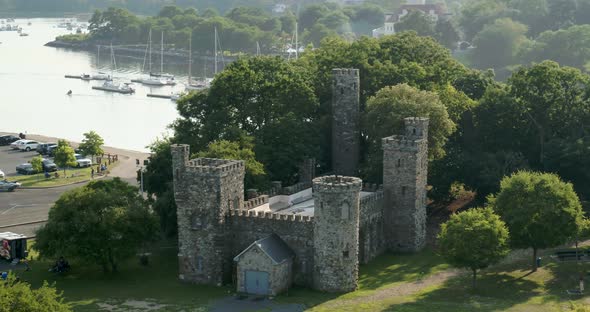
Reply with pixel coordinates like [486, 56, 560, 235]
[91, 167, 94, 179]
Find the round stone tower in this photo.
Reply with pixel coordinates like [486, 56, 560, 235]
[312, 175, 362, 292]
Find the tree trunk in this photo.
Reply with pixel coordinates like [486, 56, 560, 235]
[472, 268, 477, 289]
[532, 247, 538, 272]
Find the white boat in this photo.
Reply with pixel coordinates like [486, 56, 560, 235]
[19, 32, 28, 37]
[92, 44, 134, 94]
[149, 32, 176, 85]
[92, 72, 111, 81]
[134, 29, 169, 87]
[184, 28, 220, 91]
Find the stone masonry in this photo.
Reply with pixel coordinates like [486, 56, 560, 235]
[332, 68, 360, 177]
[312, 176, 362, 292]
[172, 69, 430, 294]
[382, 117, 429, 252]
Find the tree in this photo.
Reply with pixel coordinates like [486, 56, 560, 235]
[173, 56, 319, 183]
[489, 171, 585, 271]
[509, 0, 548, 36]
[35, 178, 158, 273]
[197, 137, 267, 190]
[31, 156, 43, 174]
[0, 274, 71, 312]
[471, 18, 529, 70]
[459, 0, 508, 42]
[523, 25, 590, 70]
[52, 139, 77, 176]
[362, 84, 456, 181]
[395, 10, 436, 37]
[438, 208, 510, 288]
[435, 18, 460, 50]
[78, 131, 104, 163]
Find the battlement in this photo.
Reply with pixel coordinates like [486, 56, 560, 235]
[404, 117, 429, 126]
[360, 191, 384, 205]
[362, 183, 383, 192]
[184, 158, 245, 176]
[382, 135, 425, 151]
[313, 176, 362, 193]
[403, 117, 429, 138]
[332, 68, 359, 77]
[242, 195, 269, 210]
[229, 209, 314, 222]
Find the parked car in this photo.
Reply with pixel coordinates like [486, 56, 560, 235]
[18, 140, 40, 152]
[15, 163, 36, 175]
[74, 154, 92, 167]
[36, 142, 56, 155]
[0, 180, 19, 192]
[0, 135, 19, 146]
[0, 169, 4, 179]
[42, 159, 58, 172]
[10, 139, 27, 150]
[46, 144, 60, 156]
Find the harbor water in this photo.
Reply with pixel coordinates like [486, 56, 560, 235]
[0, 18, 218, 152]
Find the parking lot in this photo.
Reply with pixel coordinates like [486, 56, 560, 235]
[0, 144, 40, 177]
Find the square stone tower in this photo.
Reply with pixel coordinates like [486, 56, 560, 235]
[382, 118, 429, 252]
[171, 144, 245, 286]
[332, 68, 360, 177]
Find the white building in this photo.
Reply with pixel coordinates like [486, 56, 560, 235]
[372, 1, 448, 38]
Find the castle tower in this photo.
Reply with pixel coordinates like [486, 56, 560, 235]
[332, 68, 360, 177]
[312, 175, 362, 292]
[382, 117, 429, 252]
[171, 144, 245, 286]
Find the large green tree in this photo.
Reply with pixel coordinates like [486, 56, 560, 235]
[438, 208, 510, 288]
[173, 56, 319, 184]
[362, 84, 456, 182]
[0, 274, 71, 312]
[35, 178, 159, 272]
[471, 18, 529, 70]
[489, 171, 585, 271]
[395, 10, 436, 37]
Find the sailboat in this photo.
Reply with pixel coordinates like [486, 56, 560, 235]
[78, 46, 110, 81]
[135, 29, 167, 86]
[150, 31, 176, 85]
[186, 27, 220, 91]
[92, 44, 135, 94]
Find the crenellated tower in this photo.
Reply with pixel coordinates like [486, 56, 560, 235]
[382, 118, 429, 252]
[171, 144, 245, 286]
[312, 175, 362, 292]
[332, 68, 360, 177]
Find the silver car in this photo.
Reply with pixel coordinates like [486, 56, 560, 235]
[0, 180, 19, 192]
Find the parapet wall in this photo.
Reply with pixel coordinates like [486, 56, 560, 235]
[242, 195, 269, 210]
[184, 158, 245, 177]
[382, 135, 425, 152]
[360, 191, 384, 224]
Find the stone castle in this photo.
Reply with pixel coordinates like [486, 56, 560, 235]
[171, 69, 429, 295]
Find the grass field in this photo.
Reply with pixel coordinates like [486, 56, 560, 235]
[11, 163, 118, 187]
[13, 242, 590, 311]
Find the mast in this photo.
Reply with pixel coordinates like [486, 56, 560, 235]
[188, 34, 192, 85]
[295, 21, 298, 60]
[160, 31, 164, 74]
[214, 27, 218, 75]
[148, 29, 152, 73]
[256, 41, 260, 56]
[97, 45, 100, 69]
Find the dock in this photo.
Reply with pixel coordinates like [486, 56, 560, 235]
[147, 93, 172, 99]
[65, 75, 83, 79]
[92, 86, 134, 94]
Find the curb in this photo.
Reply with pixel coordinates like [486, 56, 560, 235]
[0, 220, 48, 229]
[19, 175, 107, 190]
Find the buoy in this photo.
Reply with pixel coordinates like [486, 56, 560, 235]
[67, 90, 72, 95]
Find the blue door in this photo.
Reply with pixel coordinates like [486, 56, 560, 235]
[245, 270, 269, 295]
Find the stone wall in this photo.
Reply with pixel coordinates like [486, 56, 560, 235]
[312, 176, 362, 292]
[332, 68, 360, 176]
[235, 246, 292, 296]
[359, 190, 385, 264]
[171, 145, 246, 286]
[228, 210, 315, 286]
[382, 118, 429, 253]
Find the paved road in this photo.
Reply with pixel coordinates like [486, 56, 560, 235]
[0, 133, 149, 237]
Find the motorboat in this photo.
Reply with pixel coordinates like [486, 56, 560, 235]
[19, 32, 29, 37]
[92, 72, 111, 80]
[92, 81, 135, 94]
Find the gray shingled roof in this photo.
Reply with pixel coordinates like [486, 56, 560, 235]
[234, 234, 295, 265]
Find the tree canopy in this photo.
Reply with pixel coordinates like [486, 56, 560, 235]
[35, 178, 159, 272]
[0, 274, 71, 312]
[438, 207, 510, 288]
[52, 139, 77, 176]
[78, 131, 105, 160]
[489, 171, 585, 271]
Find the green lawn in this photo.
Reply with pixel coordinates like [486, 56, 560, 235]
[11, 163, 118, 187]
[14, 243, 590, 311]
[19, 243, 228, 311]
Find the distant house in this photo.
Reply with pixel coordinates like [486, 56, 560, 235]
[372, 0, 448, 38]
[273, 4, 288, 14]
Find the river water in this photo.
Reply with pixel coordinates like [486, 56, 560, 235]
[0, 18, 219, 152]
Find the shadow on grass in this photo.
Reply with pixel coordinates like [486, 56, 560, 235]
[385, 270, 543, 312]
[18, 242, 230, 311]
[540, 259, 590, 303]
[358, 249, 449, 291]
